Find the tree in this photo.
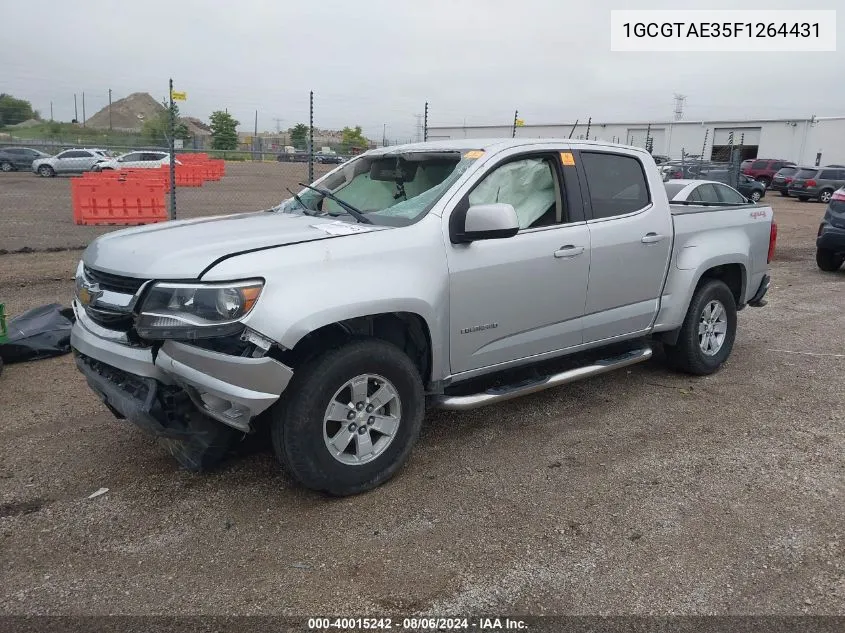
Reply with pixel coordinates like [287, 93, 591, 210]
[289, 123, 308, 148]
[0, 94, 36, 127]
[209, 110, 239, 150]
[341, 125, 368, 152]
[142, 100, 189, 143]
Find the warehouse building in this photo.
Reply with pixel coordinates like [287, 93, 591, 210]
[427, 116, 845, 166]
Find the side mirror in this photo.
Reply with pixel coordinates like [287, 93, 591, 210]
[450, 203, 519, 243]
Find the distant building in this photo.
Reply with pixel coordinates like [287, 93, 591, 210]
[427, 116, 845, 166]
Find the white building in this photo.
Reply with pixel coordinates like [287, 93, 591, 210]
[427, 116, 845, 166]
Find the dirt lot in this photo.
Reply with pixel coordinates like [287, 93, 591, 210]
[0, 167, 843, 617]
[1, 162, 331, 252]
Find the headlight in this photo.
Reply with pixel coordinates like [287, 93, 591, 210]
[136, 280, 263, 340]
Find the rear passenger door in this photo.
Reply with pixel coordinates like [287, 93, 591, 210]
[576, 149, 673, 343]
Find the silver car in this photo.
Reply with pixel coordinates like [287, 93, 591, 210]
[32, 148, 110, 177]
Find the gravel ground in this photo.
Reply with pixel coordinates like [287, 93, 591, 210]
[0, 177, 843, 617]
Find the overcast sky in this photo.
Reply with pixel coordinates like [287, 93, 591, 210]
[3, 0, 842, 141]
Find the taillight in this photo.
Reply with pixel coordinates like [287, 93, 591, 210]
[768, 220, 777, 264]
[806, 179, 817, 187]
[832, 190, 845, 201]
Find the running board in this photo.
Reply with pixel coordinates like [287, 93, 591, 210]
[435, 346, 653, 411]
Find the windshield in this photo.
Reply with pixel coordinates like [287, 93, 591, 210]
[275, 150, 477, 226]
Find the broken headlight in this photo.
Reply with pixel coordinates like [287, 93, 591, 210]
[136, 280, 263, 340]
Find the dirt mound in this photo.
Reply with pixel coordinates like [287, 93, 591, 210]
[182, 116, 211, 137]
[85, 92, 165, 132]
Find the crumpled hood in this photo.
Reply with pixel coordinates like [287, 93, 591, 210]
[82, 211, 389, 279]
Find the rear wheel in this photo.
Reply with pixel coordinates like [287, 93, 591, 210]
[0, 161, 13, 172]
[271, 339, 424, 496]
[816, 248, 844, 272]
[38, 165, 55, 177]
[819, 189, 834, 204]
[664, 279, 737, 376]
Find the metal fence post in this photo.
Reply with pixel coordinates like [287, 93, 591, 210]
[168, 78, 177, 220]
[424, 101, 428, 142]
[512, 110, 518, 138]
[308, 90, 314, 184]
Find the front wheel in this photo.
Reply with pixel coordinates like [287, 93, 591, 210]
[749, 190, 762, 202]
[663, 279, 737, 375]
[0, 161, 13, 172]
[271, 339, 424, 496]
[816, 248, 844, 272]
[38, 165, 55, 177]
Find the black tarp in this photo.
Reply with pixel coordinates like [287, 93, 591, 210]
[0, 303, 75, 364]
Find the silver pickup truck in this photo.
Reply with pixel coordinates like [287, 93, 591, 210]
[71, 139, 777, 495]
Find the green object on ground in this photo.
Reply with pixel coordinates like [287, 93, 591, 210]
[0, 303, 7, 344]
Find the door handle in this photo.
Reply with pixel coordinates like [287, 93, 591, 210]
[553, 245, 585, 258]
[641, 232, 665, 244]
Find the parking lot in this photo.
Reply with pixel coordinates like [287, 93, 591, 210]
[1, 164, 843, 615]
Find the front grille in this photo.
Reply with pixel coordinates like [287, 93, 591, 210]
[84, 305, 135, 330]
[84, 266, 147, 294]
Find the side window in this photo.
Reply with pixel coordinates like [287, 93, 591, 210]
[580, 152, 650, 219]
[120, 153, 141, 162]
[715, 184, 746, 204]
[468, 156, 562, 229]
[819, 170, 836, 179]
[55, 151, 73, 159]
[692, 183, 721, 203]
[837, 170, 845, 181]
[772, 162, 784, 170]
[144, 152, 166, 161]
[65, 151, 86, 159]
[751, 160, 767, 170]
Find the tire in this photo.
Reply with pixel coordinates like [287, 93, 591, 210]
[0, 161, 13, 172]
[38, 165, 55, 177]
[271, 339, 424, 496]
[819, 189, 834, 204]
[663, 279, 737, 376]
[816, 248, 844, 272]
[157, 413, 241, 471]
[749, 190, 762, 202]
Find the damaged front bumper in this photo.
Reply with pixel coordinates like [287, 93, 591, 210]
[70, 301, 292, 434]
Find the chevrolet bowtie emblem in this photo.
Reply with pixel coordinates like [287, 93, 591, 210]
[78, 282, 103, 307]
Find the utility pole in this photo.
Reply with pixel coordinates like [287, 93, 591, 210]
[73, 94, 78, 123]
[673, 93, 686, 121]
[512, 110, 519, 138]
[585, 116, 591, 141]
[308, 90, 314, 184]
[82, 92, 86, 127]
[108, 89, 112, 131]
[273, 118, 283, 134]
[50, 102, 53, 122]
[423, 101, 429, 142]
[382, 123, 387, 147]
[168, 78, 176, 220]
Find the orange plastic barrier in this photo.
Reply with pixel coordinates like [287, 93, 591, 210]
[71, 178, 167, 226]
[173, 163, 204, 187]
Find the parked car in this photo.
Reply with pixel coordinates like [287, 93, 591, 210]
[770, 166, 800, 197]
[816, 186, 845, 271]
[71, 139, 775, 494]
[0, 147, 51, 172]
[664, 179, 756, 204]
[696, 171, 766, 202]
[741, 158, 796, 187]
[31, 148, 110, 177]
[277, 150, 310, 163]
[787, 166, 845, 203]
[315, 153, 344, 164]
[93, 151, 176, 171]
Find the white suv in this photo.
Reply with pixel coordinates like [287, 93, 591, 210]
[32, 148, 111, 177]
[93, 151, 177, 171]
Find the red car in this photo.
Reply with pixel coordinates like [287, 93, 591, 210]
[741, 158, 796, 187]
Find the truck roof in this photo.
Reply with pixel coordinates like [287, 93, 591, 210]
[368, 138, 650, 156]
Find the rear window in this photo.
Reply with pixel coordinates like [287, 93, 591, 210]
[795, 169, 819, 179]
[776, 167, 797, 177]
[751, 160, 768, 169]
[664, 183, 687, 199]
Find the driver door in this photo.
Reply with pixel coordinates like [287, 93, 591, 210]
[444, 147, 590, 375]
